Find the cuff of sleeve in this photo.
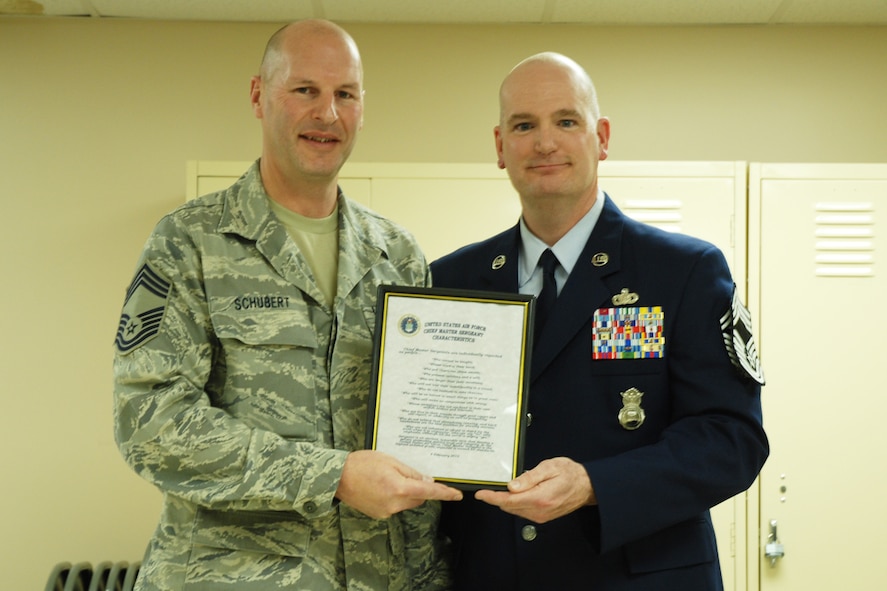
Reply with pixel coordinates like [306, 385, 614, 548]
[292, 448, 349, 519]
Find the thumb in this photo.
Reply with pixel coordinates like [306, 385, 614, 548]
[508, 469, 541, 492]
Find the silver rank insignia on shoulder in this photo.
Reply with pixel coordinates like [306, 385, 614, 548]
[618, 387, 646, 430]
[720, 287, 765, 385]
[612, 288, 639, 306]
[491, 254, 506, 270]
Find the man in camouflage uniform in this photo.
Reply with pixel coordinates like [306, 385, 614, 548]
[113, 20, 462, 590]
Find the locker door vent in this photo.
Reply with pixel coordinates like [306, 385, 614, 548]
[623, 199, 682, 233]
[814, 202, 875, 278]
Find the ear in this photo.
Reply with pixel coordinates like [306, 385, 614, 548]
[494, 126, 506, 169]
[596, 117, 611, 161]
[249, 76, 263, 119]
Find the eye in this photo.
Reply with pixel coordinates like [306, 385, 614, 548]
[559, 119, 578, 128]
[290, 85, 320, 97]
[335, 90, 356, 100]
[513, 122, 533, 132]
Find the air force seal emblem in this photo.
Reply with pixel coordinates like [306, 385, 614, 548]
[398, 314, 421, 336]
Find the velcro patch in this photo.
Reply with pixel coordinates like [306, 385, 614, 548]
[115, 263, 171, 353]
[720, 288, 765, 384]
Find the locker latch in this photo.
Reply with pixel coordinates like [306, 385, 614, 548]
[764, 519, 785, 567]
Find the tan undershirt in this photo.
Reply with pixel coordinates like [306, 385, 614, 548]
[268, 199, 339, 308]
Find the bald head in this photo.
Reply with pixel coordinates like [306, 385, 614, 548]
[260, 20, 363, 85]
[499, 52, 600, 124]
[493, 51, 610, 243]
[249, 19, 365, 209]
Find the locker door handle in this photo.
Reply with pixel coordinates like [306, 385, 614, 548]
[765, 519, 785, 567]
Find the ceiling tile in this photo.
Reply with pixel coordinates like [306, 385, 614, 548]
[90, 0, 317, 21]
[19, 0, 887, 24]
[550, 0, 787, 25]
[322, 0, 549, 23]
[3, 0, 88, 16]
[773, 0, 887, 24]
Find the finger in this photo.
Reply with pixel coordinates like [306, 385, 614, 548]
[424, 482, 464, 501]
[386, 456, 427, 482]
[474, 489, 510, 507]
[399, 476, 464, 501]
[507, 464, 551, 492]
[391, 458, 464, 495]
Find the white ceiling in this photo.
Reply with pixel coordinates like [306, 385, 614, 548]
[4, 0, 887, 25]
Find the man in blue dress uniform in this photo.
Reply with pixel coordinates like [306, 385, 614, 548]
[431, 52, 768, 591]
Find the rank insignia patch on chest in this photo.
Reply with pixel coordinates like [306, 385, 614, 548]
[115, 263, 171, 354]
[592, 306, 665, 359]
[720, 288, 765, 384]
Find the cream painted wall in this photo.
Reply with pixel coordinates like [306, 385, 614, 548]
[0, 17, 885, 589]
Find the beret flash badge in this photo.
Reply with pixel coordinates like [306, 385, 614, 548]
[115, 263, 171, 353]
[720, 288, 765, 385]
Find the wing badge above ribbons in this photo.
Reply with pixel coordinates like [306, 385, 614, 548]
[720, 287, 765, 385]
[115, 263, 171, 354]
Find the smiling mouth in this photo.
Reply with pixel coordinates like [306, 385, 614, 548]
[301, 133, 339, 144]
[529, 162, 569, 171]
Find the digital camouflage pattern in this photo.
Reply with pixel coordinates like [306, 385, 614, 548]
[113, 161, 450, 590]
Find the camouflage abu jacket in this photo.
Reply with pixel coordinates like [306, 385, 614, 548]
[113, 161, 450, 590]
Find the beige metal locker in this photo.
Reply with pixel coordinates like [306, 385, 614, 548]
[749, 163, 887, 591]
[600, 160, 747, 279]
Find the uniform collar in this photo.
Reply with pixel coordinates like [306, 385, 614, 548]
[214, 159, 388, 304]
[518, 189, 606, 290]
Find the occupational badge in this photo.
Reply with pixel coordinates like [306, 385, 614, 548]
[719, 287, 765, 385]
[591, 252, 609, 267]
[618, 387, 646, 430]
[491, 254, 507, 270]
[611, 288, 639, 306]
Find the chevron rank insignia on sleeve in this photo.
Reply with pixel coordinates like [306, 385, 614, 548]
[719, 287, 765, 385]
[115, 263, 171, 354]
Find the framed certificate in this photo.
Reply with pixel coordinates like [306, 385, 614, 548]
[366, 285, 534, 491]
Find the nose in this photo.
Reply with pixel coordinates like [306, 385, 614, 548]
[314, 93, 339, 124]
[534, 125, 557, 155]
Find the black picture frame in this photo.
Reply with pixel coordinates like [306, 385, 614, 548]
[366, 285, 534, 491]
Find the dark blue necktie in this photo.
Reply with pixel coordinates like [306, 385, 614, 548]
[534, 249, 559, 338]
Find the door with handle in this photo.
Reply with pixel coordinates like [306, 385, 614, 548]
[750, 163, 887, 590]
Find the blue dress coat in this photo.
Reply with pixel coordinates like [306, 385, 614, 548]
[430, 196, 769, 591]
